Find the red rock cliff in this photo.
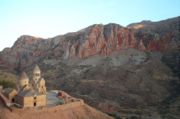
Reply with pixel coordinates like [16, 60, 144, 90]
[0, 17, 179, 70]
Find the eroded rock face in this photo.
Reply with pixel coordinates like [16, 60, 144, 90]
[0, 17, 179, 72]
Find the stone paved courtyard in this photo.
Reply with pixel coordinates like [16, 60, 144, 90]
[46, 90, 64, 107]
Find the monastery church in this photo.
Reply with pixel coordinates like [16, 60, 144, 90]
[4, 65, 47, 108]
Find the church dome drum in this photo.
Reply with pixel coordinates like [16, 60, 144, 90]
[19, 72, 29, 87]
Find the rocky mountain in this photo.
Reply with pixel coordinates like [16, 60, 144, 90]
[0, 16, 179, 119]
[0, 16, 179, 70]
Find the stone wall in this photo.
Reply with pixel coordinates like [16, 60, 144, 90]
[23, 96, 34, 107]
[15, 95, 23, 106]
[35, 95, 46, 107]
[12, 100, 84, 113]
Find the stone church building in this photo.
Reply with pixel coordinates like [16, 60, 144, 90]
[4, 65, 47, 108]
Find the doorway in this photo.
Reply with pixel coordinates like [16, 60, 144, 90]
[34, 102, 36, 107]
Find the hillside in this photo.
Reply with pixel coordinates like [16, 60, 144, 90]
[0, 16, 179, 119]
[0, 102, 113, 119]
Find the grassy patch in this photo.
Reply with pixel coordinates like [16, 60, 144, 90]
[0, 80, 16, 88]
[0, 70, 17, 88]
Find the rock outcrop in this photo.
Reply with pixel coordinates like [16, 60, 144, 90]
[0, 16, 179, 72]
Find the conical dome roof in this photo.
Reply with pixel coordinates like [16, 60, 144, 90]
[33, 64, 41, 74]
[20, 72, 29, 80]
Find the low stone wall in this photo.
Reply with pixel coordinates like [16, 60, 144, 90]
[12, 99, 84, 113]
[43, 100, 84, 112]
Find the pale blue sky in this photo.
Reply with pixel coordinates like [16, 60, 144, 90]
[0, 0, 180, 51]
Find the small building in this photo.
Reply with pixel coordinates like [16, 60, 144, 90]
[3, 88, 18, 102]
[15, 90, 46, 108]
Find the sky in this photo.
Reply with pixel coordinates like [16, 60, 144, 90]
[0, 0, 180, 51]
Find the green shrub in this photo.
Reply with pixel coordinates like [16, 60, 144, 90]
[0, 70, 17, 88]
[0, 80, 16, 88]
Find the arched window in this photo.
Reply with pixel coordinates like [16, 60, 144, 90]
[34, 96, 37, 100]
[34, 102, 36, 106]
[35, 73, 40, 76]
